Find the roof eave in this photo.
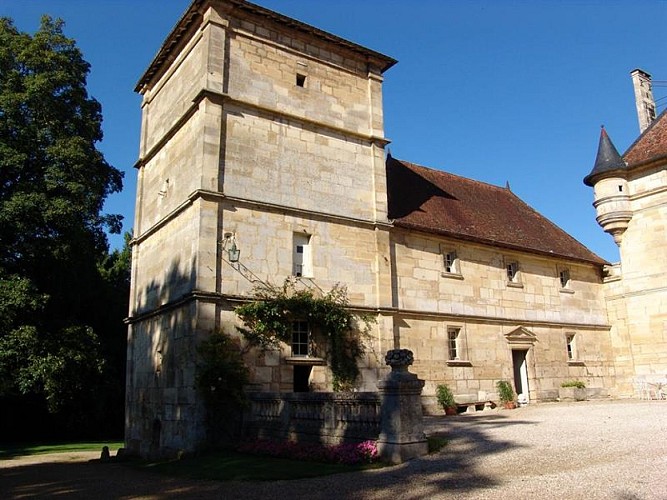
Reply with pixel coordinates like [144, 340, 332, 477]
[622, 108, 667, 159]
[393, 220, 609, 267]
[135, 0, 203, 93]
[626, 153, 667, 172]
[135, 0, 397, 93]
[583, 167, 628, 187]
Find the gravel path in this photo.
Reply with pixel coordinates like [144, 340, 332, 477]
[2, 400, 666, 499]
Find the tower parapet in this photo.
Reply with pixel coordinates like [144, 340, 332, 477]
[584, 127, 631, 245]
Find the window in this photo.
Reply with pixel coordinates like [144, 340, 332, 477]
[440, 246, 463, 279]
[559, 269, 570, 288]
[296, 73, 306, 87]
[444, 251, 459, 274]
[446, 325, 470, 366]
[506, 261, 519, 282]
[293, 233, 312, 277]
[448, 327, 461, 360]
[566, 333, 575, 360]
[158, 178, 169, 198]
[291, 320, 310, 357]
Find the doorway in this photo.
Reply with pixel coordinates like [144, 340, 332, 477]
[293, 365, 312, 392]
[512, 349, 530, 403]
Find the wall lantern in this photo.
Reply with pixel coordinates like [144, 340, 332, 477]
[228, 239, 240, 263]
[222, 232, 240, 263]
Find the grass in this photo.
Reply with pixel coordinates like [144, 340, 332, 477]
[1, 440, 380, 481]
[427, 435, 448, 453]
[139, 437, 449, 481]
[137, 449, 382, 481]
[2, 439, 447, 482]
[0, 441, 124, 460]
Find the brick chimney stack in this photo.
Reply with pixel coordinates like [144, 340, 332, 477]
[631, 69, 657, 133]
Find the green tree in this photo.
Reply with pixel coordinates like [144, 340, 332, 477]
[0, 16, 124, 438]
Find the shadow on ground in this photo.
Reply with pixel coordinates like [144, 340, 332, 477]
[0, 412, 536, 499]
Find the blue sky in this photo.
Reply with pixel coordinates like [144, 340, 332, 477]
[3, 0, 666, 262]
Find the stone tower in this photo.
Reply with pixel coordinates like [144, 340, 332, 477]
[585, 113, 667, 394]
[631, 68, 657, 133]
[126, 0, 396, 457]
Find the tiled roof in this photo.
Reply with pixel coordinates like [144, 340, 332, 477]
[386, 156, 607, 265]
[623, 109, 667, 167]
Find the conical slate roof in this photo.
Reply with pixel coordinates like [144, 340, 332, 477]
[583, 127, 627, 186]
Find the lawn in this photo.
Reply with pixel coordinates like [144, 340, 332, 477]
[1, 438, 446, 482]
[0, 441, 124, 459]
[139, 436, 447, 481]
[0, 441, 379, 481]
[139, 449, 380, 481]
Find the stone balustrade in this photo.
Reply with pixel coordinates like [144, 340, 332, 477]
[244, 391, 381, 445]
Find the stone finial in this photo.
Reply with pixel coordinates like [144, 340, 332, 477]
[385, 349, 414, 368]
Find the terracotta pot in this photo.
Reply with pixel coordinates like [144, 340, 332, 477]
[445, 407, 458, 416]
[503, 401, 517, 409]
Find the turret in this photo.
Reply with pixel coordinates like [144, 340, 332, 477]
[583, 127, 631, 245]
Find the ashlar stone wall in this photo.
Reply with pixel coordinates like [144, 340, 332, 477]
[390, 229, 613, 406]
[127, 1, 395, 456]
[609, 162, 667, 389]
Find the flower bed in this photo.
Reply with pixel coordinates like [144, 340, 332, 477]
[238, 439, 378, 465]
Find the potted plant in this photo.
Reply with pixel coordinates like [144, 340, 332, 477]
[496, 380, 516, 409]
[436, 384, 458, 415]
[559, 380, 586, 401]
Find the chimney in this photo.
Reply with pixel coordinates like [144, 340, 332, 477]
[631, 68, 657, 133]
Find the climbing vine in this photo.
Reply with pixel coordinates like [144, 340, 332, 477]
[235, 279, 375, 391]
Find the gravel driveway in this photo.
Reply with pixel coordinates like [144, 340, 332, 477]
[2, 400, 666, 499]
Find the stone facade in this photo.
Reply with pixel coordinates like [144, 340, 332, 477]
[591, 138, 667, 395]
[126, 0, 666, 457]
[390, 228, 612, 406]
[126, 0, 395, 457]
[583, 104, 667, 398]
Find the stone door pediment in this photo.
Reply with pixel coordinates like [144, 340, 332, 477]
[505, 326, 538, 345]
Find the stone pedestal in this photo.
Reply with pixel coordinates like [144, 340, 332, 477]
[377, 349, 428, 463]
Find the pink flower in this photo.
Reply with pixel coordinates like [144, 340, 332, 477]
[238, 439, 378, 464]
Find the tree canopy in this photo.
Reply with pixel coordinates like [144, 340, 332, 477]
[0, 16, 126, 439]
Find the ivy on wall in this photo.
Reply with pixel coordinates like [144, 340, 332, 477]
[235, 279, 375, 391]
